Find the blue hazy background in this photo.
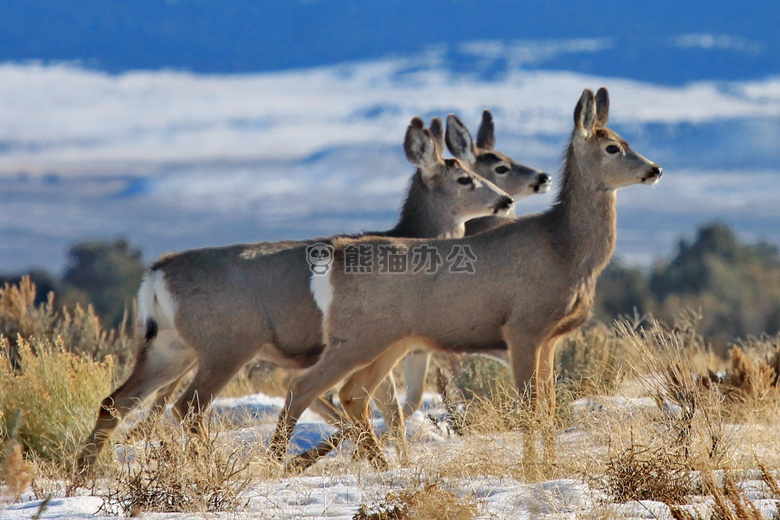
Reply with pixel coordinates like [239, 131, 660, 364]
[0, 1, 778, 271]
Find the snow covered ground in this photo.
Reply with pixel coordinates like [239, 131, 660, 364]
[4, 391, 780, 519]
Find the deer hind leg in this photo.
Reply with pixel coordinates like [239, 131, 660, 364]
[171, 346, 260, 435]
[76, 329, 196, 475]
[125, 363, 196, 441]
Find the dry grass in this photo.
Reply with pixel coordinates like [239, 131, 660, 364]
[6, 284, 780, 519]
[557, 322, 626, 400]
[353, 481, 478, 520]
[0, 276, 133, 368]
[603, 442, 696, 504]
[221, 361, 296, 399]
[669, 466, 780, 520]
[0, 335, 115, 470]
[98, 414, 255, 515]
[1, 411, 35, 502]
[617, 313, 731, 462]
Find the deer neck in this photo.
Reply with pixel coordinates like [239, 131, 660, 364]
[464, 213, 514, 236]
[385, 171, 466, 239]
[552, 141, 617, 280]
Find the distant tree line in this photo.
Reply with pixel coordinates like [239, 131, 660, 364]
[595, 223, 780, 352]
[2, 223, 778, 352]
[1, 239, 145, 329]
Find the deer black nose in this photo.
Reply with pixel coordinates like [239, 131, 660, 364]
[498, 196, 514, 210]
[539, 173, 552, 184]
[651, 166, 663, 177]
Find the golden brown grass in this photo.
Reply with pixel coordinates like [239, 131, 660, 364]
[7, 276, 780, 520]
[0, 276, 133, 481]
[352, 481, 478, 520]
[98, 414, 255, 515]
[0, 276, 133, 368]
[1, 411, 35, 502]
[0, 336, 115, 470]
[668, 465, 780, 520]
[556, 322, 626, 400]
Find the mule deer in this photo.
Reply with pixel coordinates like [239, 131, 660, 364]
[75, 117, 518, 475]
[373, 110, 550, 425]
[270, 87, 663, 469]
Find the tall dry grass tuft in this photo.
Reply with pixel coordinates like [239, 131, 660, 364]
[353, 481, 478, 520]
[557, 322, 625, 401]
[714, 336, 780, 418]
[0, 335, 115, 470]
[617, 312, 729, 464]
[1, 410, 35, 502]
[0, 276, 133, 368]
[567, 314, 728, 504]
[98, 415, 254, 515]
[0, 276, 134, 475]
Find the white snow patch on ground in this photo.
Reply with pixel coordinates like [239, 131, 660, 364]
[4, 392, 780, 519]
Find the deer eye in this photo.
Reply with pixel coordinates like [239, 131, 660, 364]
[495, 166, 510, 174]
[457, 176, 474, 186]
[606, 145, 621, 155]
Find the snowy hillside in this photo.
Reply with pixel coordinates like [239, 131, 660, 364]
[1, 52, 779, 271]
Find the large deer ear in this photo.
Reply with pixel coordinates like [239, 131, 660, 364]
[476, 109, 495, 150]
[595, 87, 609, 127]
[428, 117, 445, 157]
[574, 89, 596, 138]
[405, 116, 440, 182]
[445, 113, 477, 167]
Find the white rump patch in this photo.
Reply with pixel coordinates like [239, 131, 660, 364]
[310, 269, 333, 315]
[138, 270, 177, 330]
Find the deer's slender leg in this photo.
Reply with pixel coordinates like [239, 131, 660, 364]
[125, 364, 195, 440]
[172, 347, 260, 433]
[76, 330, 195, 475]
[400, 351, 431, 418]
[335, 341, 414, 468]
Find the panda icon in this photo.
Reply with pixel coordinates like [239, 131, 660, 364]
[306, 242, 335, 275]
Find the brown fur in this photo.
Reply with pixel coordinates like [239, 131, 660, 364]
[75, 118, 515, 476]
[270, 88, 663, 468]
[377, 109, 552, 422]
[446, 110, 552, 236]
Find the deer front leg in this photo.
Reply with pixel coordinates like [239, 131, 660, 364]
[504, 330, 543, 406]
[401, 350, 431, 418]
[502, 325, 551, 471]
[336, 340, 414, 469]
[269, 336, 375, 466]
[533, 337, 559, 420]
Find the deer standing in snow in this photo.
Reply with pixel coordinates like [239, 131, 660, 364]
[75, 117, 530, 475]
[372, 110, 550, 429]
[270, 88, 663, 470]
